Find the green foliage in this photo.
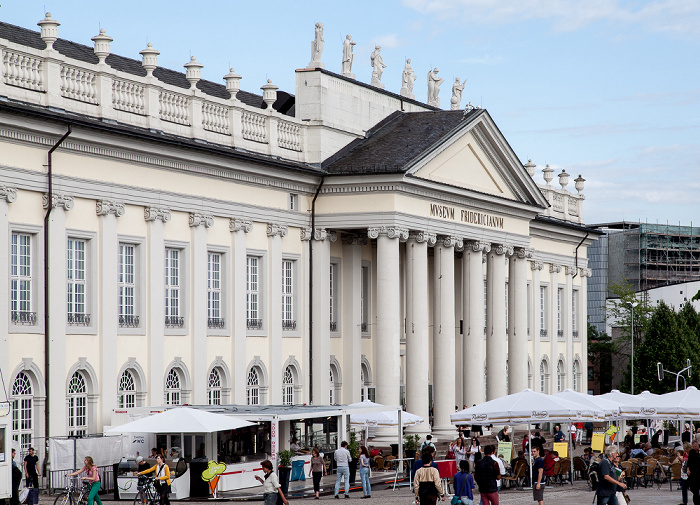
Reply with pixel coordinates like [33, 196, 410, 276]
[347, 431, 360, 459]
[278, 449, 296, 468]
[403, 434, 421, 451]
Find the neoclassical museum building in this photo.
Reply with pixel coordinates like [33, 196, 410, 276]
[0, 15, 596, 450]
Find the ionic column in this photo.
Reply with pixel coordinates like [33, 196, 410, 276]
[405, 231, 435, 436]
[530, 261, 543, 390]
[508, 248, 533, 394]
[463, 241, 489, 406]
[549, 264, 561, 393]
[0, 186, 16, 398]
[486, 244, 512, 400]
[370, 226, 408, 441]
[267, 223, 289, 405]
[306, 226, 331, 405]
[145, 207, 171, 405]
[565, 266, 576, 390]
[231, 218, 252, 404]
[433, 235, 461, 437]
[190, 211, 214, 404]
[96, 199, 124, 433]
[341, 234, 366, 404]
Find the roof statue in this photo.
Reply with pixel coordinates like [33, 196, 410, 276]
[427, 67, 444, 108]
[308, 22, 324, 69]
[450, 77, 466, 110]
[400, 59, 416, 99]
[341, 34, 356, 79]
[370, 46, 386, 89]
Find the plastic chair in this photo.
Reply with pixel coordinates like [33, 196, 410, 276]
[375, 456, 385, 471]
[573, 457, 587, 481]
[501, 460, 527, 490]
[669, 462, 682, 491]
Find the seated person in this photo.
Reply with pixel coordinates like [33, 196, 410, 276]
[629, 444, 646, 459]
[644, 442, 655, 457]
[290, 438, 301, 452]
[582, 447, 593, 465]
[497, 425, 511, 442]
[510, 451, 527, 470]
[543, 449, 555, 480]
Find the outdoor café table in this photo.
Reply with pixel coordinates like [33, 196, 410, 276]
[436, 459, 457, 495]
[391, 457, 417, 491]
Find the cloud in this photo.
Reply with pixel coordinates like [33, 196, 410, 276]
[402, 0, 700, 36]
[373, 34, 401, 49]
[612, 89, 700, 107]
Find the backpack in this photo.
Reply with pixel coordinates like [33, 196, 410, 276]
[588, 461, 600, 491]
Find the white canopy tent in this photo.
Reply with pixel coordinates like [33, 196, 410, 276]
[105, 407, 257, 434]
[554, 389, 622, 419]
[616, 388, 700, 419]
[348, 400, 424, 427]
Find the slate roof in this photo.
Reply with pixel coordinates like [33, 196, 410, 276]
[0, 21, 291, 115]
[323, 108, 484, 174]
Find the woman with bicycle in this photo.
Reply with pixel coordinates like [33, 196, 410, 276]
[66, 456, 102, 505]
[134, 454, 171, 505]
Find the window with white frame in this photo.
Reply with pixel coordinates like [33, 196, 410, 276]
[165, 248, 182, 328]
[526, 282, 532, 337]
[573, 360, 582, 392]
[540, 286, 548, 338]
[361, 265, 370, 333]
[67, 238, 88, 325]
[11, 372, 33, 451]
[360, 362, 375, 402]
[208, 252, 223, 328]
[572, 290, 579, 337]
[67, 371, 87, 437]
[288, 193, 298, 211]
[527, 360, 533, 390]
[11, 232, 35, 325]
[329, 368, 336, 404]
[246, 256, 262, 330]
[539, 359, 549, 394]
[329, 263, 337, 332]
[208, 368, 222, 405]
[118, 243, 138, 327]
[247, 368, 260, 405]
[165, 369, 181, 405]
[282, 367, 294, 405]
[118, 370, 136, 408]
[282, 260, 295, 330]
[557, 287, 564, 337]
[557, 359, 565, 392]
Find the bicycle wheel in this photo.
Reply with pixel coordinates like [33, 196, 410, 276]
[133, 489, 147, 505]
[54, 493, 73, 505]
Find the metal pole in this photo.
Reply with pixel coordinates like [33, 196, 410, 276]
[631, 306, 634, 395]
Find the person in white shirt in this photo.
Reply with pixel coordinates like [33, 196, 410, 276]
[491, 453, 506, 491]
[255, 459, 288, 505]
[334, 441, 352, 498]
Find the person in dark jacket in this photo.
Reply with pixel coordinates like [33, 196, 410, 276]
[11, 449, 22, 505]
[474, 445, 500, 505]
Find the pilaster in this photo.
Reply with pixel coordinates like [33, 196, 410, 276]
[190, 211, 213, 404]
[267, 223, 288, 404]
[549, 263, 561, 393]
[530, 260, 543, 390]
[231, 218, 252, 404]
[0, 186, 16, 408]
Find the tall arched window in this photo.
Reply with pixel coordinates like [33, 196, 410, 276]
[557, 359, 566, 392]
[539, 359, 549, 394]
[118, 370, 136, 408]
[68, 371, 87, 436]
[12, 372, 33, 450]
[282, 367, 294, 405]
[165, 369, 181, 405]
[573, 359, 581, 392]
[247, 368, 260, 405]
[329, 368, 335, 404]
[208, 368, 222, 405]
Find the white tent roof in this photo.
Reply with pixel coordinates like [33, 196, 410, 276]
[348, 400, 424, 427]
[450, 389, 602, 425]
[618, 387, 700, 419]
[554, 389, 623, 418]
[106, 407, 257, 434]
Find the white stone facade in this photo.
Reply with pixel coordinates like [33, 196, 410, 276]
[0, 16, 594, 453]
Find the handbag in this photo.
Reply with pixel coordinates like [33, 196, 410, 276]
[19, 488, 29, 504]
[451, 496, 462, 505]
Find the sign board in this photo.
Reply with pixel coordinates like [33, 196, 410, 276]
[591, 432, 605, 453]
[553, 442, 568, 458]
[497, 441, 513, 460]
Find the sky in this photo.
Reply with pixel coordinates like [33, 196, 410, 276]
[2, 0, 699, 226]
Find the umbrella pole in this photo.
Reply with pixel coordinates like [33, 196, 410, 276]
[527, 423, 533, 490]
[569, 430, 573, 485]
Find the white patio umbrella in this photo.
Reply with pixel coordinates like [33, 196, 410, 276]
[617, 389, 700, 419]
[554, 389, 623, 418]
[105, 407, 257, 434]
[348, 400, 424, 427]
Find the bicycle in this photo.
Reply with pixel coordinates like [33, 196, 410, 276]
[133, 476, 160, 505]
[54, 478, 90, 505]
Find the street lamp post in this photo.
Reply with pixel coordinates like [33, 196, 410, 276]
[625, 301, 639, 394]
[657, 360, 693, 391]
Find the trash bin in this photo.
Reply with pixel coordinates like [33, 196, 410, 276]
[291, 459, 306, 481]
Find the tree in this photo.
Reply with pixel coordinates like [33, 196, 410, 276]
[676, 302, 700, 389]
[587, 322, 614, 393]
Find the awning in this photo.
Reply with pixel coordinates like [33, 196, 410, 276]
[106, 407, 257, 434]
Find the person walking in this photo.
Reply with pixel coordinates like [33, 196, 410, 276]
[255, 460, 288, 505]
[134, 454, 171, 505]
[413, 452, 445, 505]
[67, 456, 103, 505]
[531, 445, 545, 505]
[11, 449, 22, 505]
[474, 445, 501, 505]
[468, 438, 481, 473]
[23, 447, 40, 505]
[308, 448, 326, 499]
[596, 446, 626, 505]
[359, 446, 371, 499]
[688, 440, 700, 505]
[453, 459, 475, 505]
[334, 441, 352, 498]
[421, 435, 437, 455]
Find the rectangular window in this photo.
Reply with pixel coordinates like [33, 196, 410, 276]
[572, 289, 579, 337]
[118, 243, 137, 327]
[67, 239, 87, 324]
[288, 193, 298, 211]
[246, 256, 261, 329]
[165, 248, 182, 327]
[207, 252, 222, 326]
[282, 259, 295, 330]
[361, 265, 370, 333]
[540, 286, 548, 337]
[329, 263, 337, 332]
[526, 282, 532, 337]
[10, 232, 34, 324]
[557, 287, 564, 337]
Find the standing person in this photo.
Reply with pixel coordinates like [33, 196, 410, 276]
[684, 424, 693, 444]
[522, 434, 530, 455]
[308, 448, 326, 499]
[576, 422, 584, 445]
[11, 448, 22, 505]
[134, 454, 171, 505]
[421, 435, 437, 455]
[496, 426, 510, 443]
[474, 445, 501, 505]
[468, 438, 481, 473]
[681, 444, 690, 505]
[67, 456, 103, 505]
[532, 445, 545, 505]
[23, 446, 40, 505]
[688, 440, 700, 505]
[553, 426, 565, 443]
[413, 452, 445, 505]
[333, 441, 352, 499]
[596, 446, 626, 505]
[454, 438, 467, 469]
[453, 460, 475, 505]
[569, 424, 577, 450]
[255, 460, 288, 505]
[359, 446, 371, 499]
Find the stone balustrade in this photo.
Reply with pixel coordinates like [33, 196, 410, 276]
[538, 185, 585, 224]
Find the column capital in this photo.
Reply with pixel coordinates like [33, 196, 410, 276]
[230, 218, 253, 233]
[408, 231, 437, 246]
[549, 264, 562, 273]
[0, 185, 18, 203]
[367, 226, 409, 241]
[189, 212, 214, 228]
[467, 240, 491, 253]
[530, 261, 544, 271]
[96, 199, 125, 217]
[144, 206, 171, 223]
[565, 265, 577, 276]
[493, 244, 514, 256]
[438, 235, 463, 249]
[266, 222, 288, 237]
[43, 192, 74, 211]
[515, 247, 534, 259]
[342, 233, 368, 246]
[579, 267, 592, 278]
